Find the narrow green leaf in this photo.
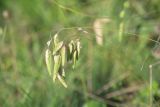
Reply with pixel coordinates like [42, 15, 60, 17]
[45, 49, 52, 76]
[57, 73, 68, 88]
[53, 55, 61, 82]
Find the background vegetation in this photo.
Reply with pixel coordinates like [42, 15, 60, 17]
[0, 0, 160, 107]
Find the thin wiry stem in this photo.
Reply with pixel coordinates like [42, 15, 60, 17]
[1, 25, 7, 42]
[49, 26, 160, 46]
[53, 0, 111, 19]
[149, 65, 153, 107]
[140, 55, 149, 71]
[148, 61, 160, 107]
[153, 34, 160, 50]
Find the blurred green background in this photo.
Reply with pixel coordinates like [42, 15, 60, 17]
[0, 0, 160, 107]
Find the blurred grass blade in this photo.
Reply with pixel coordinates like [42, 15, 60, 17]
[119, 23, 124, 42]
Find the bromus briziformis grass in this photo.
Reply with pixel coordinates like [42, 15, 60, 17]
[45, 32, 81, 88]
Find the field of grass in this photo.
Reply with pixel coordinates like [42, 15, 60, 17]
[1, 0, 160, 107]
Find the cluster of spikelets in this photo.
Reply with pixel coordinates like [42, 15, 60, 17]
[45, 33, 81, 88]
